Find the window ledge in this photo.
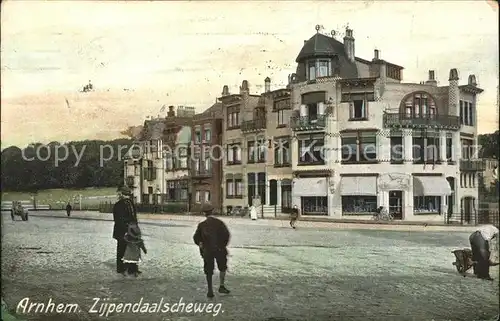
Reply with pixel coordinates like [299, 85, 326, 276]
[227, 162, 242, 166]
[234, 195, 244, 199]
[276, 124, 287, 129]
[348, 118, 369, 121]
[342, 213, 376, 216]
[390, 160, 404, 165]
[227, 126, 241, 130]
[298, 162, 326, 166]
[341, 161, 380, 165]
[413, 212, 440, 215]
[274, 163, 291, 168]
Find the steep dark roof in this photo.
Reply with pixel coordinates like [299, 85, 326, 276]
[295, 32, 358, 79]
[296, 33, 346, 62]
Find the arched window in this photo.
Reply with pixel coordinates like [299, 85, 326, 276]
[400, 92, 437, 118]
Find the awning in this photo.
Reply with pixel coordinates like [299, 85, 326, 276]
[292, 177, 327, 197]
[340, 176, 377, 196]
[413, 176, 452, 196]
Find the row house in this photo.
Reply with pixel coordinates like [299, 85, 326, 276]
[287, 26, 483, 223]
[189, 102, 224, 212]
[219, 80, 295, 216]
[124, 105, 195, 206]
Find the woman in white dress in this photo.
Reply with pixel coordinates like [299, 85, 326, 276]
[250, 205, 258, 220]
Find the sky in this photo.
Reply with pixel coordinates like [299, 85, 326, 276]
[1, 0, 499, 148]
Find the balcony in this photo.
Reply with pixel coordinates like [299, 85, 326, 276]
[191, 169, 212, 178]
[241, 118, 266, 133]
[290, 115, 326, 131]
[383, 113, 460, 130]
[460, 159, 485, 172]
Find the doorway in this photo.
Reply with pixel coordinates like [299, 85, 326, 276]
[462, 197, 475, 224]
[446, 177, 455, 218]
[389, 191, 403, 220]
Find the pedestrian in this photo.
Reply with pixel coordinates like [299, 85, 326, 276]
[122, 223, 147, 277]
[250, 205, 258, 220]
[66, 202, 72, 217]
[193, 208, 231, 298]
[290, 205, 300, 229]
[112, 186, 139, 275]
[469, 224, 499, 280]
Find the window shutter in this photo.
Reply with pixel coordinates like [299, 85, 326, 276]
[300, 104, 307, 117]
[318, 102, 325, 115]
[361, 101, 366, 118]
[349, 103, 354, 119]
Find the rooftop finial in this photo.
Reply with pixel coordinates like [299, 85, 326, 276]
[331, 30, 336, 38]
[315, 25, 321, 33]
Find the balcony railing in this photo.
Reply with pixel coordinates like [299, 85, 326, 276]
[191, 169, 212, 178]
[241, 118, 266, 132]
[290, 115, 326, 131]
[460, 159, 485, 172]
[383, 113, 460, 130]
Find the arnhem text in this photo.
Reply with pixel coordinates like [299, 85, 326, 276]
[16, 297, 223, 317]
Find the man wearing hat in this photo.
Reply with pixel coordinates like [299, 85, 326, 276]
[193, 207, 231, 298]
[113, 186, 138, 274]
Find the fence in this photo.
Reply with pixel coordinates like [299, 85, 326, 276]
[98, 202, 187, 214]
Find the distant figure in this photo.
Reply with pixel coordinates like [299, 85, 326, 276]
[290, 205, 300, 229]
[469, 224, 499, 280]
[250, 205, 258, 220]
[193, 210, 231, 298]
[122, 223, 147, 277]
[66, 203, 72, 217]
[113, 186, 139, 275]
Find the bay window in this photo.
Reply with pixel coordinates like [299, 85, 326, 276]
[412, 131, 439, 163]
[461, 139, 473, 159]
[306, 59, 332, 80]
[277, 109, 288, 127]
[414, 196, 440, 214]
[460, 100, 474, 126]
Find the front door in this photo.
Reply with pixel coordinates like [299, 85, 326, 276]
[389, 191, 403, 220]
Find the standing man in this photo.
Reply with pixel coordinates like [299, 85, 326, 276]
[66, 202, 72, 217]
[113, 186, 138, 275]
[469, 224, 499, 280]
[193, 207, 231, 298]
[290, 205, 300, 229]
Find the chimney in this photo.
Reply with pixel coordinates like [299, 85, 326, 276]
[448, 68, 460, 117]
[343, 28, 355, 62]
[425, 70, 437, 86]
[167, 105, 175, 117]
[374, 49, 379, 60]
[240, 80, 249, 95]
[221, 85, 229, 96]
[468, 74, 477, 87]
[264, 77, 271, 93]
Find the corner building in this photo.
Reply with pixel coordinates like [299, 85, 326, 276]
[288, 27, 483, 223]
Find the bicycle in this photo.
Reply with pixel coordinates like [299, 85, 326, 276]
[372, 206, 394, 221]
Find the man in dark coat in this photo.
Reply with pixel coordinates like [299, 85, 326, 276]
[193, 207, 231, 298]
[113, 186, 138, 275]
[66, 202, 72, 217]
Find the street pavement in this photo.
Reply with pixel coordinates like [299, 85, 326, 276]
[1, 212, 499, 321]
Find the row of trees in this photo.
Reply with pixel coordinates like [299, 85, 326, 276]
[0, 131, 498, 192]
[1, 139, 133, 192]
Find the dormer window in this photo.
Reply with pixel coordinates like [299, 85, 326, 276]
[306, 59, 332, 80]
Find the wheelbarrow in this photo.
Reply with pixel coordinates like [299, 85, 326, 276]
[452, 248, 477, 276]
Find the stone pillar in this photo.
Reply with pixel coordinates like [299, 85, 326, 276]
[276, 180, 282, 208]
[439, 131, 447, 162]
[404, 179, 414, 221]
[403, 129, 413, 162]
[331, 175, 342, 218]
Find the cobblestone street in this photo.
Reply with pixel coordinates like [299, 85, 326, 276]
[1, 212, 499, 321]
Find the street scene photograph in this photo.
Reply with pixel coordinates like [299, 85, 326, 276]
[1, 1, 499, 321]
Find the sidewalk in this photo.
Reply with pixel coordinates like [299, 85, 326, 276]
[26, 210, 480, 232]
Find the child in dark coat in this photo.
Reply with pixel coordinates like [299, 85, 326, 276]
[122, 223, 147, 277]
